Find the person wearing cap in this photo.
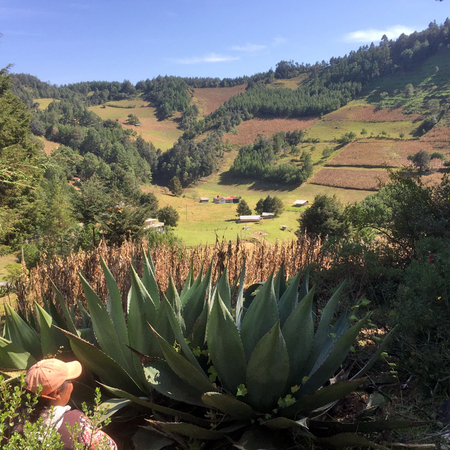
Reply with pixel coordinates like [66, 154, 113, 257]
[25, 358, 118, 450]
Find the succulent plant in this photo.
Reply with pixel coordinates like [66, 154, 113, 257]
[0, 251, 409, 449]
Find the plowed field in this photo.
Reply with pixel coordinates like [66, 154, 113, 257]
[327, 139, 449, 168]
[192, 85, 247, 115]
[222, 117, 318, 146]
[310, 168, 389, 190]
[324, 104, 422, 122]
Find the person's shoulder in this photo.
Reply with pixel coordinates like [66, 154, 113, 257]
[60, 408, 84, 425]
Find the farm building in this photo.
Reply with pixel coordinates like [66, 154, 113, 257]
[239, 215, 261, 223]
[199, 197, 209, 203]
[293, 200, 308, 207]
[144, 218, 164, 232]
[262, 212, 275, 219]
[213, 195, 239, 204]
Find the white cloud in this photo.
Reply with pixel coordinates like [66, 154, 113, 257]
[272, 36, 287, 46]
[231, 43, 266, 52]
[174, 53, 239, 65]
[343, 25, 416, 43]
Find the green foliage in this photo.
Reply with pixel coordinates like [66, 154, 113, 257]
[298, 194, 347, 238]
[407, 150, 431, 172]
[236, 199, 252, 217]
[126, 113, 140, 125]
[337, 131, 356, 145]
[2, 263, 23, 283]
[255, 195, 284, 216]
[168, 176, 183, 196]
[158, 206, 179, 227]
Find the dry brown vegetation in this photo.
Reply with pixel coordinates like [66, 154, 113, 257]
[310, 168, 389, 191]
[222, 117, 318, 146]
[192, 85, 247, 116]
[16, 237, 328, 313]
[327, 139, 449, 168]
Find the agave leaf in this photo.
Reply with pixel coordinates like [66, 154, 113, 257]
[278, 270, 303, 327]
[241, 273, 279, 361]
[132, 428, 174, 450]
[352, 325, 398, 380]
[202, 392, 255, 420]
[34, 303, 68, 356]
[180, 264, 203, 306]
[308, 312, 350, 379]
[142, 250, 160, 308]
[183, 262, 212, 336]
[0, 337, 36, 369]
[102, 383, 211, 426]
[4, 304, 41, 359]
[282, 286, 315, 387]
[159, 296, 204, 374]
[235, 260, 246, 332]
[147, 420, 223, 440]
[298, 315, 370, 398]
[273, 262, 286, 299]
[128, 265, 158, 356]
[61, 328, 144, 396]
[282, 378, 367, 419]
[144, 360, 209, 407]
[315, 433, 388, 449]
[100, 257, 129, 346]
[305, 282, 346, 375]
[298, 269, 309, 301]
[47, 296, 69, 331]
[180, 263, 194, 301]
[164, 276, 185, 334]
[97, 398, 132, 422]
[262, 417, 313, 438]
[216, 267, 231, 312]
[152, 326, 216, 394]
[206, 293, 247, 395]
[246, 321, 289, 412]
[188, 300, 208, 349]
[79, 273, 133, 375]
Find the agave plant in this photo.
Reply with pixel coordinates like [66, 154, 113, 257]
[0, 251, 406, 449]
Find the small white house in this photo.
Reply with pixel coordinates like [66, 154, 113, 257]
[199, 197, 209, 203]
[144, 218, 164, 232]
[293, 200, 309, 207]
[262, 212, 275, 219]
[239, 215, 261, 223]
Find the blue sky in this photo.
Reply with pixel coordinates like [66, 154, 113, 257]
[0, 0, 448, 86]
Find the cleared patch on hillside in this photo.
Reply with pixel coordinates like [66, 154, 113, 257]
[223, 117, 318, 146]
[42, 139, 60, 155]
[421, 125, 450, 143]
[192, 85, 247, 116]
[310, 168, 389, 190]
[327, 139, 450, 168]
[91, 100, 182, 151]
[324, 104, 422, 122]
[36, 98, 59, 110]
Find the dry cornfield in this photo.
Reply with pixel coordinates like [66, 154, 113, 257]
[16, 236, 328, 314]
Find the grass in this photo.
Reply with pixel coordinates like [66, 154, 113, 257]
[0, 253, 19, 315]
[36, 98, 58, 110]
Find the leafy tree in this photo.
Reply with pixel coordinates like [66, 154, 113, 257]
[236, 199, 252, 217]
[407, 150, 431, 172]
[169, 176, 183, 196]
[404, 83, 414, 98]
[158, 206, 179, 227]
[298, 194, 346, 238]
[126, 114, 140, 125]
[255, 195, 284, 216]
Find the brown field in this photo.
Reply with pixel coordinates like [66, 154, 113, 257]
[310, 168, 389, 190]
[222, 117, 318, 146]
[421, 125, 450, 143]
[42, 139, 60, 155]
[324, 104, 422, 122]
[327, 139, 450, 168]
[192, 85, 247, 116]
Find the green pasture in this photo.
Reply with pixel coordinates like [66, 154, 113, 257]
[89, 100, 157, 120]
[307, 118, 418, 141]
[36, 98, 58, 110]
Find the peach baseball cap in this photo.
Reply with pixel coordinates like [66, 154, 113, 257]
[26, 359, 82, 398]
